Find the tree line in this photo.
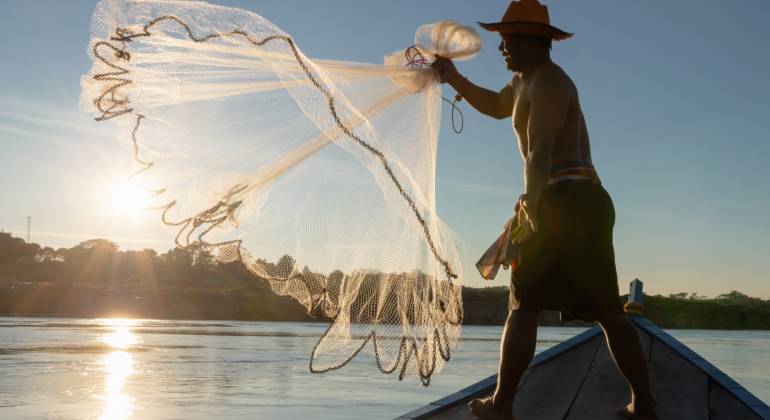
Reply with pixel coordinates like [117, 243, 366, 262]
[0, 230, 263, 291]
[1, 230, 768, 310]
[661, 290, 770, 309]
[0, 231, 458, 323]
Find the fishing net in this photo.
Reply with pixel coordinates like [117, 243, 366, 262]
[80, 0, 482, 386]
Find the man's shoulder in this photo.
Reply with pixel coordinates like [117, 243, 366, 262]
[530, 63, 576, 94]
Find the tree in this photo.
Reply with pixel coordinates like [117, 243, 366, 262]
[0, 231, 40, 264]
[64, 239, 119, 263]
[161, 247, 194, 270]
[79, 239, 119, 252]
[189, 243, 216, 266]
[37, 246, 56, 262]
[142, 248, 159, 262]
[714, 290, 763, 307]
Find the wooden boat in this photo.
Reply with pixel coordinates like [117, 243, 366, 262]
[395, 280, 770, 420]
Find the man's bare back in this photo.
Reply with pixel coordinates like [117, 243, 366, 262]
[510, 64, 591, 166]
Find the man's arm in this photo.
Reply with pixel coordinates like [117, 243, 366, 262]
[433, 55, 514, 120]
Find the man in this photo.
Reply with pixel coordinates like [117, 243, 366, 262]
[432, 1, 661, 419]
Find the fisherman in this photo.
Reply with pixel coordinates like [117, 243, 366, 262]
[432, 1, 661, 419]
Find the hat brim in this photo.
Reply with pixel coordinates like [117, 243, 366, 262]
[477, 21, 573, 41]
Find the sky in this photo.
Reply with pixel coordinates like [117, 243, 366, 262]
[1, 0, 769, 298]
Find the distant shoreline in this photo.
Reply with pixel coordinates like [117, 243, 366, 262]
[462, 287, 770, 330]
[1, 284, 768, 330]
[2, 232, 767, 330]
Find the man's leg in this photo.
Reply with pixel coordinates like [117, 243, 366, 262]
[469, 309, 540, 420]
[593, 313, 660, 420]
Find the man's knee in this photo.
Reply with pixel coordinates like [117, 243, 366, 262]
[593, 312, 632, 330]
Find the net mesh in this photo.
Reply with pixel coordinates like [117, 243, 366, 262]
[80, 0, 482, 386]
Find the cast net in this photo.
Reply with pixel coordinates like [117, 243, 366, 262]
[80, 0, 482, 386]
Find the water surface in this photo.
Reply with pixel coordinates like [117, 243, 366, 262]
[0, 318, 767, 419]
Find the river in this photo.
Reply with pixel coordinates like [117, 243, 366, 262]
[0, 318, 767, 419]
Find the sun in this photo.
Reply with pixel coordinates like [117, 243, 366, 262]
[111, 182, 147, 213]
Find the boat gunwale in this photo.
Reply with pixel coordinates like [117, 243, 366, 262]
[630, 316, 770, 419]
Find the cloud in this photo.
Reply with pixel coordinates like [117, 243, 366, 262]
[0, 123, 50, 141]
[0, 97, 118, 142]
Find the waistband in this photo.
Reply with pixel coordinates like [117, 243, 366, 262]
[546, 161, 601, 189]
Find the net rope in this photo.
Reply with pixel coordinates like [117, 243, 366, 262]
[81, 0, 482, 386]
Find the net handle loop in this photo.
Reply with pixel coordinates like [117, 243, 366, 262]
[404, 45, 464, 134]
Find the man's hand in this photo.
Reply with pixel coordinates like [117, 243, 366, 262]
[509, 196, 538, 244]
[431, 54, 461, 84]
[430, 55, 514, 120]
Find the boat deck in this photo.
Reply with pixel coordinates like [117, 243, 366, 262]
[396, 316, 769, 420]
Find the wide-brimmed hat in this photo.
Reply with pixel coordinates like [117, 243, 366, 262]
[477, 0, 573, 41]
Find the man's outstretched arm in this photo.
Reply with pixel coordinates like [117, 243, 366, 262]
[433, 54, 514, 120]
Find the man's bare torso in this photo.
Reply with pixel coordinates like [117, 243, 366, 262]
[511, 62, 592, 165]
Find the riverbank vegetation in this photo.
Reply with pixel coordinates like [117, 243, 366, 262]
[1, 231, 768, 328]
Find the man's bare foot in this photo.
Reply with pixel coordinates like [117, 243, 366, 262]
[618, 402, 660, 420]
[468, 396, 514, 420]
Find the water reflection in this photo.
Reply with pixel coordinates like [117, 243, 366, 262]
[98, 319, 139, 419]
[103, 327, 138, 349]
[99, 351, 135, 419]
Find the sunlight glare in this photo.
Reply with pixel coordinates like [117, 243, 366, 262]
[98, 351, 135, 420]
[102, 328, 137, 349]
[100, 319, 138, 328]
[100, 319, 139, 349]
[111, 182, 147, 213]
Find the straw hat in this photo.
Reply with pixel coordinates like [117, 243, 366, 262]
[477, 0, 573, 41]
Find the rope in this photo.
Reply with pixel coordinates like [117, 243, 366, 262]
[404, 45, 464, 134]
[441, 95, 464, 134]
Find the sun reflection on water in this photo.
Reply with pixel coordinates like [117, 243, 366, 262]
[99, 351, 135, 419]
[103, 328, 137, 349]
[97, 319, 139, 419]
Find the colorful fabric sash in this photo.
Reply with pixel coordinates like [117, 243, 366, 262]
[476, 211, 520, 280]
[475, 161, 600, 280]
[546, 161, 601, 189]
